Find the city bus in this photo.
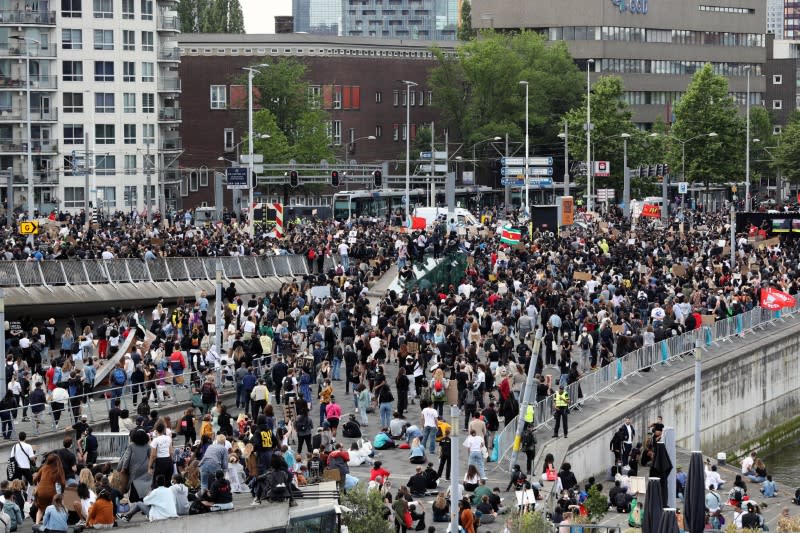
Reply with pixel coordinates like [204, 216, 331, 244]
[332, 186, 497, 220]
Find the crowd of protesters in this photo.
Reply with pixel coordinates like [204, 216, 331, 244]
[2, 202, 800, 531]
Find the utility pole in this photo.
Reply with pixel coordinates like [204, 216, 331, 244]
[0, 289, 5, 395]
[84, 132, 90, 231]
[563, 121, 569, 197]
[215, 260, 223, 353]
[159, 152, 167, 229]
[145, 143, 152, 223]
[6, 167, 13, 228]
[449, 405, 460, 533]
[504, 133, 510, 213]
[508, 328, 542, 470]
[430, 121, 435, 207]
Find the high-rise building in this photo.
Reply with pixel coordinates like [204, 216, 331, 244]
[0, 0, 181, 215]
[293, 0, 460, 40]
[786, 1, 800, 39]
[767, 0, 784, 38]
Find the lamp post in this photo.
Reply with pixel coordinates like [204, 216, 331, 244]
[745, 65, 752, 212]
[558, 122, 569, 196]
[401, 80, 418, 220]
[215, 260, 223, 356]
[11, 36, 40, 217]
[344, 135, 376, 161]
[471, 136, 502, 183]
[621, 133, 631, 218]
[586, 58, 595, 211]
[520, 80, 529, 216]
[242, 64, 269, 236]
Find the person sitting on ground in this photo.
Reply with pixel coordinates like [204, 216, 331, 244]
[1, 488, 24, 532]
[506, 464, 528, 492]
[406, 466, 429, 498]
[200, 470, 233, 511]
[476, 494, 496, 524]
[84, 488, 115, 530]
[370, 461, 391, 482]
[705, 464, 725, 490]
[373, 428, 395, 450]
[170, 474, 190, 516]
[705, 484, 722, 513]
[761, 475, 778, 498]
[558, 463, 578, 491]
[463, 464, 480, 492]
[389, 413, 406, 440]
[422, 462, 439, 490]
[432, 492, 449, 522]
[471, 478, 493, 506]
[409, 437, 426, 464]
[120, 475, 178, 522]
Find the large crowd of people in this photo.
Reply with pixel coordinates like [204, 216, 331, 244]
[1, 202, 800, 532]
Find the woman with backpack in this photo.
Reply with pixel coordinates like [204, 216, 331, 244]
[429, 368, 447, 417]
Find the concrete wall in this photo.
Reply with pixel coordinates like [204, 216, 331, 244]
[554, 318, 800, 481]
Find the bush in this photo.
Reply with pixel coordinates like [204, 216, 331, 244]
[508, 509, 553, 533]
[340, 488, 394, 533]
[584, 485, 609, 522]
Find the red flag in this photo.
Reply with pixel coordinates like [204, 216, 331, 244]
[410, 216, 426, 230]
[760, 287, 796, 311]
[640, 204, 661, 218]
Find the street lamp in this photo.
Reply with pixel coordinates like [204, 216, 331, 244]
[621, 133, 631, 218]
[10, 36, 40, 217]
[745, 65, 752, 212]
[558, 123, 569, 196]
[586, 58, 595, 211]
[470, 136, 502, 181]
[345, 135, 376, 157]
[519, 80, 530, 216]
[400, 80, 418, 219]
[649, 131, 717, 217]
[242, 63, 269, 236]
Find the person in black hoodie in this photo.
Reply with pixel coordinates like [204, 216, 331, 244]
[200, 470, 233, 510]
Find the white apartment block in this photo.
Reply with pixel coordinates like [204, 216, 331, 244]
[0, 0, 181, 216]
[767, 0, 784, 39]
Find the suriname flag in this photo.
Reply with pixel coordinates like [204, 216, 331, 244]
[500, 224, 521, 245]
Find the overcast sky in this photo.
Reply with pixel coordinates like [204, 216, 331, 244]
[241, 0, 292, 34]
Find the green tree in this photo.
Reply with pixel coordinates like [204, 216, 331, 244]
[748, 106, 774, 189]
[507, 509, 551, 533]
[565, 75, 641, 194]
[429, 31, 583, 152]
[458, 0, 476, 41]
[584, 485, 609, 522]
[668, 64, 744, 189]
[340, 488, 394, 533]
[177, 0, 244, 33]
[773, 115, 800, 184]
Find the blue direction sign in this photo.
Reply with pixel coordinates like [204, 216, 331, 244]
[226, 167, 249, 190]
[527, 177, 554, 187]
[501, 166, 553, 177]
[501, 178, 524, 186]
[501, 156, 553, 167]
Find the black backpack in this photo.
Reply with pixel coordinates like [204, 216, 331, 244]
[341, 420, 361, 438]
[580, 335, 590, 349]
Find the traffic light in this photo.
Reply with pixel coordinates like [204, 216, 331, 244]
[330, 170, 340, 187]
[656, 164, 664, 177]
[648, 165, 656, 178]
[289, 170, 298, 188]
[373, 169, 382, 188]
[663, 164, 670, 177]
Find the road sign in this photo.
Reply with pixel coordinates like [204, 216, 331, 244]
[594, 161, 611, 177]
[501, 178, 524, 186]
[501, 156, 553, 167]
[239, 154, 263, 164]
[419, 164, 448, 173]
[597, 188, 615, 201]
[501, 166, 553, 177]
[225, 167, 249, 190]
[19, 221, 39, 235]
[420, 151, 447, 160]
[527, 178, 554, 187]
[678, 182, 689, 194]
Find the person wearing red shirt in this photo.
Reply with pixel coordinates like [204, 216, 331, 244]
[45, 365, 57, 391]
[497, 373, 511, 402]
[370, 460, 391, 481]
[168, 349, 186, 385]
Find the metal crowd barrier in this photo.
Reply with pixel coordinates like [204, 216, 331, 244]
[498, 297, 800, 466]
[0, 254, 345, 288]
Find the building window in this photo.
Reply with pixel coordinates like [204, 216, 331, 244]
[327, 120, 342, 145]
[402, 90, 407, 106]
[93, 29, 114, 50]
[141, 62, 154, 82]
[141, 0, 153, 20]
[122, 0, 134, 19]
[224, 128, 234, 152]
[393, 90, 399, 106]
[199, 166, 209, 187]
[123, 30, 135, 51]
[124, 154, 136, 175]
[99, 186, 116, 208]
[145, 185, 156, 206]
[307, 85, 321, 108]
[333, 86, 342, 109]
[124, 124, 136, 144]
[426, 91, 433, 105]
[95, 124, 115, 144]
[143, 124, 154, 144]
[773, 74, 783, 85]
[123, 61, 135, 82]
[401, 124, 407, 141]
[124, 185, 138, 207]
[773, 125, 783, 135]
[63, 124, 84, 144]
[189, 171, 198, 191]
[62, 29, 82, 50]
[142, 93, 154, 113]
[375, 125, 382, 138]
[409, 90, 416, 106]
[375, 91, 382, 103]
[93, 0, 112, 18]
[418, 90, 424, 107]
[94, 61, 114, 82]
[141, 31, 154, 52]
[773, 99, 783, 110]
[64, 187, 85, 208]
[95, 93, 114, 113]
[95, 155, 115, 175]
[62, 61, 83, 82]
[123, 93, 136, 113]
[63, 92, 84, 113]
[62, 0, 82, 17]
[393, 123, 399, 141]
[210, 85, 227, 109]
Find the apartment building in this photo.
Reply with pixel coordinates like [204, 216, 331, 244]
[0, 0, 181, 215]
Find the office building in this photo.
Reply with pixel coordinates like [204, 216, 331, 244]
[472, 0, 767, 127]
[177, 33, 453, 208]
[293, 0, 461, 40]
[0, 0, 181, 215]
[767, 0, 784, 38]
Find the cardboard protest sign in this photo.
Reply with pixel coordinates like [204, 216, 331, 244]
[573, 272, 593, 281]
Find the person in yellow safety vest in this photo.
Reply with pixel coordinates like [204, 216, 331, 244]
[598, 239, 610, 255]
[552, 385, 569, 439]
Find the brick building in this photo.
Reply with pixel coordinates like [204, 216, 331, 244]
[177, 33, 454, 209]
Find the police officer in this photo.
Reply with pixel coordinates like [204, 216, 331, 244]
[552, 385, 569, 439]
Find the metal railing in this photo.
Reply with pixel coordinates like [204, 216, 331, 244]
[498, 298, 800, 466]
[0, 254, 341, 288]
[0, 9, 56, 24]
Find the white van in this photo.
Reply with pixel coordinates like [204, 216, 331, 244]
[413, 207, 481, 230]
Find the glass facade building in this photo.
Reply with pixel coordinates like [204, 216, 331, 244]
[293, 0, 342, 35]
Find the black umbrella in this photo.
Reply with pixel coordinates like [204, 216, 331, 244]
[684, 452, 706, 533]
[649, 441, 674, 506]
[643, 478, 664, 533]
[657, 509, 681, 533]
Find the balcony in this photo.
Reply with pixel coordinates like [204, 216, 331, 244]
[158, 47, 180, 61]
[158, 107, 182, 122]
[0, 45, 56, 58]
[157, 15, 180, 32]
[0, 107, 57, 121]
[157, 78, 181, 92]
[0, 75, 57, 90]
[0, 9, 56, 25]
[160, 137, 182, 151]
[0, 138, 58, 153]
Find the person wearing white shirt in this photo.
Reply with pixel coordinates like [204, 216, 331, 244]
[463, 429, 487, 479]
[338, 242, 349, 269]
[10, 432, 35, 483]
